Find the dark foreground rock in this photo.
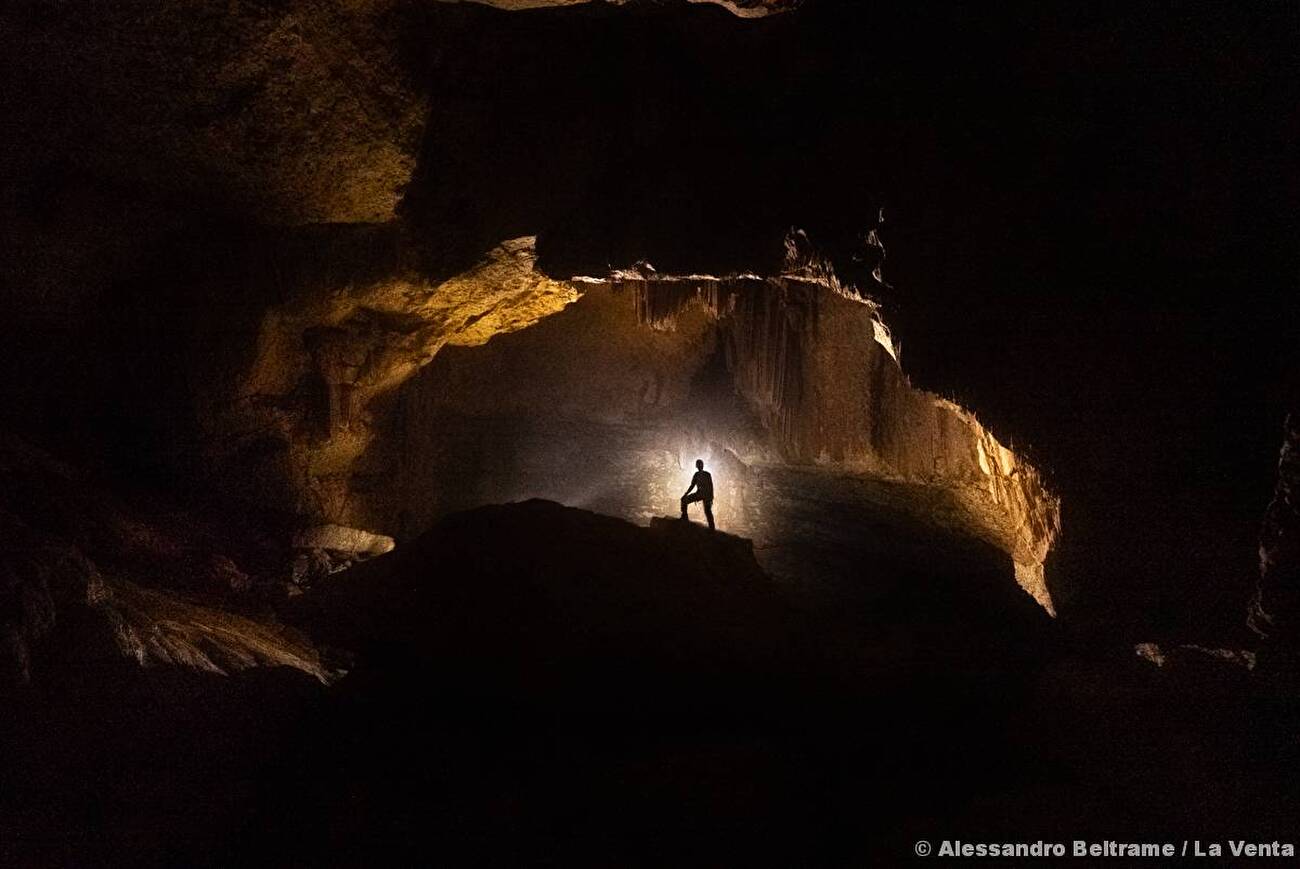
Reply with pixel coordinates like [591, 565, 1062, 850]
[9, 498, 1300, 866]
[247, 501, 1299, 867]
[0, 432, 332, 867]
[216, 499, 1050, 866]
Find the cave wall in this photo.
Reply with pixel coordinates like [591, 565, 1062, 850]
[185, 236, 580, 523]
[0, 430, 327, 689]
[1250, 414, 1300, 670]
[624, 274, 1058, 568]
[1, 184, 1060, 612]
[348, 267, 1059, 610]
[2, 0, 425, 226]
[0, 0, 429, 464]
[0, 0, 1289, 642]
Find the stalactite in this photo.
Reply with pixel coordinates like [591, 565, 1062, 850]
[628, 278, 731, 330]
[304, 327, 369, 436]
[723, 279, 808, 454]
[606, 263, 1061, 608]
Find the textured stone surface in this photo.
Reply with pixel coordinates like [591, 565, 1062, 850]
[294, 524, 396, 556]
[583, 246, 1057, 608]
[200, 235, 581, 526]
[0, 431, 327, 689]
[101, 578, 327, 679]
[0, 0, 1050, 619]
[362, 249, 1059, 612]
[2, 0, 425, 225]
[261, 500, 1059, 866]
[440, 0, 801, 16]
[1249, 413, 1300, 660]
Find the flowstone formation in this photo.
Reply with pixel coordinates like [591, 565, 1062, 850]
[599, 260, 1060, 610]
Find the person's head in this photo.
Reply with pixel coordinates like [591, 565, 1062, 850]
[695, 459, 704, 470]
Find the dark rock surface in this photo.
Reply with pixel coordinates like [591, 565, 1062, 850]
[1, 661, 323, 869]
[1250, 414, 1300, 670]
[0, 431, 329, 688]
[0, 0, 1294, 859]
[0, 433, 332, 867]
[1, 0, 424, 226]
[5, 496, 1300, 865]
[261, 499, 1053, 865]
[223, 500, 1291, 866]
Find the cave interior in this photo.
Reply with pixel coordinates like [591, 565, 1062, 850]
[1, 0, 1298, 865]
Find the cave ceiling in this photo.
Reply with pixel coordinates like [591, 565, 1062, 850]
[438, 0, 801, 16]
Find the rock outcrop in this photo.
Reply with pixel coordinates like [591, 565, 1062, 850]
[2, 0, 425, 226]
[1249, 413, 1300, 667]
[605, 257, 1060, 602]
[241, 500, 1268, 867]
[441, 0, 801, 16]
[293, 524, 396, 557]
[347, 235, 1061, 612]
[0, 431, 328, 689]
[295, 501, 795, 664]
[199, 235, 580, 526]
[286, 499, 1054, 818]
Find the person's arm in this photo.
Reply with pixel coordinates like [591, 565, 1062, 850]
[682, 472, 697, 498]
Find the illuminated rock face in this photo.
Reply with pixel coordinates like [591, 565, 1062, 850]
[441, 0, 801, 16]
[3, 0, 424, 225]
[188, 229, 1056, 612]
[623, 274, 1060, 608]
[198, 236, 579, 526]
[341, 262, 1060, 613]
[1, 0, 1057, 617]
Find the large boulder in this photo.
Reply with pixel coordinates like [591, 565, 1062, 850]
[253, 498, 1060, 865]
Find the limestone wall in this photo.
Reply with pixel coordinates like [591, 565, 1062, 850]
[614, 274, 1061, 610]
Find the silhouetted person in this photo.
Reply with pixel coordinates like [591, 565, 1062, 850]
[680, 459, 715, 530]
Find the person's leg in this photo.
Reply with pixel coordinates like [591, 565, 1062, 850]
[681, 492, 702, 519]
[704, 500, 714, 530]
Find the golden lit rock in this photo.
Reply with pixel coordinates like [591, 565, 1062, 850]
[103, 579, 329, 680]
[354, 246, 1061, 614]
[4, 0, 425, 224]
[441, 0, 801, 16]
[196, 226, 1059, 613]
[207, 236, 581, 525]
[609, 273, 1061, 611]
